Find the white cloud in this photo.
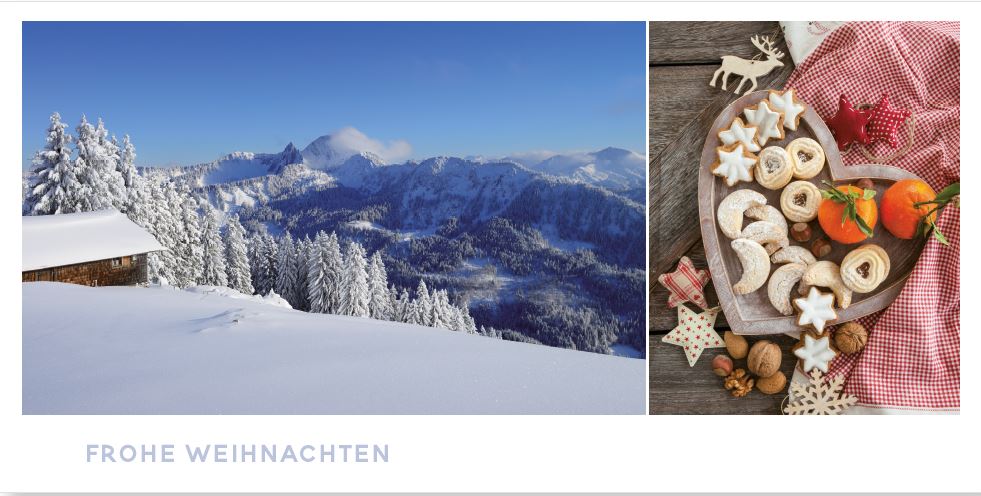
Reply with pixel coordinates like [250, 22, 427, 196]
[329, 126, 413, 164]
[500, 150, 560, 167]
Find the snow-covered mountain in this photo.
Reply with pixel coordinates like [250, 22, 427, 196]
[23, 282, 644, 414]
[521, 147, 646, 191]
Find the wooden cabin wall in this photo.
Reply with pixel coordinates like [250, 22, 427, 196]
[22, 254, 148, 287]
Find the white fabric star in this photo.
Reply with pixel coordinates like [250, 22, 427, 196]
[662, 305, 725, 367]
[719, 118, 761, 152]
[768, 89, 806, 131]
[794, 334, 838, 373]
[743, 100, 784, 146]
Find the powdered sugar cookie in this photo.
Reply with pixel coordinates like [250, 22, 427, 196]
[717, 189, 767, 240]
[731, 238, 770, 295]
[768, 262, 806, 316]
[710, 143, 757, 187]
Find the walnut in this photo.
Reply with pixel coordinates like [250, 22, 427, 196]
[724, 368, 755, 397]
[834, 322, 868, 354]
[747, 340, 782, 378]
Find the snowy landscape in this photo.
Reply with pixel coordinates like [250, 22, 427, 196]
[23, 282, 644, 414]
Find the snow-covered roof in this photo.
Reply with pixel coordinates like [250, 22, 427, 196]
[22, 210, 166, 271]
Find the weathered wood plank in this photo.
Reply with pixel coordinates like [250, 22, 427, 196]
[649, 335, 799, 414]
[649, 65, 721, 158]
[649, 21, 782, 65]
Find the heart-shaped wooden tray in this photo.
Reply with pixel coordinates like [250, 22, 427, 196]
[697, 90, 926, 335]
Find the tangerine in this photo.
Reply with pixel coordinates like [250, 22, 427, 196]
[880, 179, 937, 239]
[817, 184, 878, 244]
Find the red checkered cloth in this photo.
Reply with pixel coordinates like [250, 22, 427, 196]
[784, 21, 960, 411]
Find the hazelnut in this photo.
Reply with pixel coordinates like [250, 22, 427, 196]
[756, 370, 788, 395]
[724, 331, 749, 359]
[790, 222, 813, 242]
[747, 340, 782, 378]
[811, 237, 832, 258]
[834, 322, 868, 354]
[711, 354, 734, 376]
[855, 178, 875, 191]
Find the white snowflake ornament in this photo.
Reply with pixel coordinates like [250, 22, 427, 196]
[662, 305, 725, 367]
[794, 333, 837, 373]
[784, 369, 857, 415]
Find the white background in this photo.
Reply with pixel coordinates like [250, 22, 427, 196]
[1, 1, 975, 492]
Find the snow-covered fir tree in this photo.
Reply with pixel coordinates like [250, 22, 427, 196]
[175, 188, 204, 286]
[319, 232, 344, 314]
[275, 232, 299, 307]
[338, 241, 370, 317]
[367, 252, 391, 320]
[223, 215, 253, 295]
[256, 232, 279, 296]
[200, 206, 228, 287]
[293, 236, 312, 311]
[95, 119, 127, 210]
[410, 280, 432, 326]
[73, 116, 120, 212]
[25, 112, 85, 215]
[117, 134, 140, 191]
[145, 179, 179, 285]
[306, 233, 330, 314]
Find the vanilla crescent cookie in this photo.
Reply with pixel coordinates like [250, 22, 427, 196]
[768, 262, 806, 316]
[743, 100, 785, 147]
[786, 137, 825, 179]
[780, 180, 821, 223]
[802, 260, 853, 309]
[767, 89, 807, 131]
[755, 146, 794, 190]
[746, 205, 789, 255]
[711, 143, 757, 187]
[717, 189, 767, 240]
[718, 117, 761, 153]
[771, 245, 817, 266]
[731, 238, 770, 295]
[840, 244, 891, 293]
[741, 221, 789, 249]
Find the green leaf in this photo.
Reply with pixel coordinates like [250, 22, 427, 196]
[855, 215, 875, 238]
[934, 182, 960, 203]
[862, 189, 877, 200]
[821, 189, 835, 200]
[933, 226, 949, 245]
[916, 218, 931, 238]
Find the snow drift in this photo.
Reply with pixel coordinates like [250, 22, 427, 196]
[22, 282, 644, 414]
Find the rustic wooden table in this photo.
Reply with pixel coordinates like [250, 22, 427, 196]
[648, 21, 800, 415]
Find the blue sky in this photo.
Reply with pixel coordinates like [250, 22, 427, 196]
[22, 22, 644, 168]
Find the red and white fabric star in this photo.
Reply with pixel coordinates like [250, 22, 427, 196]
[867, 93, 912, 148]
[662, 305, 725, 367]
[658, 256, 711, 309]
[825, 94, 870, 150]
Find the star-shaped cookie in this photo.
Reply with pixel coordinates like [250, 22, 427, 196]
[710, 143, 757, 186]
[825, 94, 870, 150]
[768, 88, 807, 131]
[793, 331, 838, 373]
[658, 256, 711, 309]
[662, 305, 725, 367]
[867, 93, 911, 148]
[718, 117, 761, 153]
[743, 100, 785, 146]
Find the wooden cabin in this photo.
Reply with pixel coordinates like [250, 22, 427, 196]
[22, 210, 166, 287]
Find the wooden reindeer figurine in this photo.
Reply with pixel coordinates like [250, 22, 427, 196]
[710, 35, 785, 95]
